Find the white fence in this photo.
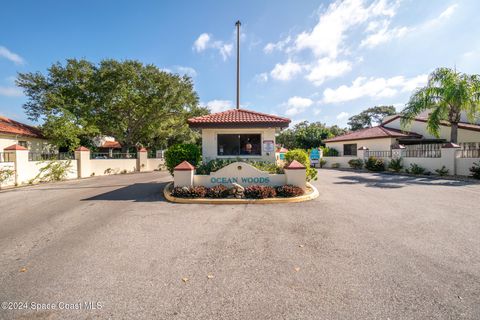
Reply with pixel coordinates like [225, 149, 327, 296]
[322, 145, 480, 177]
[0, 147, 165, 189]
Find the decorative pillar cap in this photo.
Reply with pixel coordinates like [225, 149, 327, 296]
[285, 160, 306, 170]
[357, 146, 369, 150]
[174, 161, 195, 171]
[441, 142, 460, 148]
[139, 147, 148, 152]
[4, 144, 27, 151]
[75, 146, 90, 151]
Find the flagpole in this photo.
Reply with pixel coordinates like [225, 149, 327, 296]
[235, 20, 241, 110]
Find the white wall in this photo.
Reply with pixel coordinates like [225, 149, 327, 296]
[322, 156, 357, 168]
[89, 159, 137, 176]
[146, 158, 164, 171]
[326, 138, 395, 153]
[192, 161, 286, 187]
[384, 118, 480, 143]
[0, 134, 52, 153]
[456, 158, 479, 176]
[201, 128, 276, 163]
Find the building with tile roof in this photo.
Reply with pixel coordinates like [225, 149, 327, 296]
[188, 108, 291, 163]
[0, 116, 51, 154]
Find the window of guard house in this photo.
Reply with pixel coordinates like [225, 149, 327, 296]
[217, 134, 261, 156]
[343, 143, 357, 156]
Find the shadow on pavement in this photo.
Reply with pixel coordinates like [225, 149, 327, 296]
[82, 182, 168, 202]
[334, 172, 479, 189]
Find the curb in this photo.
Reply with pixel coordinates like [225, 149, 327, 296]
[163, 182, 319, 204]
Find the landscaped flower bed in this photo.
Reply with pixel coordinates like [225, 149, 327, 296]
[171, 184, 305, 199]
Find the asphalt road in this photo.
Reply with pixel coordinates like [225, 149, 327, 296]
[1, 170, 479, 319]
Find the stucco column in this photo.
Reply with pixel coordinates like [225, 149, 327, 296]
[173, 161, 194, 188]
[284, 160, 307, 190]
[357, 146, 369, 160]
[391, 144, 405, 159]
[74, 146, 91, 178]
[441, 142, 460, 175]
[4, 144, 29, 185]
[137, 148, 148, 172]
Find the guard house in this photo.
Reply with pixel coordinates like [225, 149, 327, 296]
[188, 109, 290, 163]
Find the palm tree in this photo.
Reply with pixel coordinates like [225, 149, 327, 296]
[401, 68, 480, 143]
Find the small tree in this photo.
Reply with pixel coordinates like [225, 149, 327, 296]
[284, 149, 317, 181]
[164, 143, 201, 174]
[401, 68, 480, 143]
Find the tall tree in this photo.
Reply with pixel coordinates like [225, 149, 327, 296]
[276, 121, 345, 149]
[401, 67, 480, 143]
[347, 105, 397, 131]
[17, 59, 207, 151]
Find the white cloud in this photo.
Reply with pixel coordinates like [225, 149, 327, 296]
[0, 86, 23, 97]
[336, 112, 349, 120]
[254, 72, 268, 83]
[268, 0, 400, 85]
[322, 74, 428, 104]
[264, 36, 291, 54]
[193, 33, 233, 61]
[193, 33, 210, 52]
[205, 100, 232, 113]
[270, 59, 303, 81]
[284, 96, 314, 116]
[218, 43, 233, 61]
[438, 4, 458, 20]
[175, 66, 197, 77]
[361, 20, 410, 48]
[422, 4, 459, 29]
[0, 46, 24, 65]
[292, 0, 399, 59]
[305, 57, 352, 86]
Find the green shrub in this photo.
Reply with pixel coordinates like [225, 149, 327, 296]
[348, 158, 363, 170]
[276, 185, 304, 197]
[31, 160, 72, 183]
[320, 146, 338, 157]
[249, 161, 284, 174]
[319, 158, 327, 168]
[388, 158, 403, 172]
[331, 163, 340, 168]
[285, 149, 317, 181]
[196, 159, 236, 175]
[206, 185, 229, 198]
[0, 168, 15, 189]
[165, 143, 201, 174]
[364, 156, 385, 172]
[244, 185, 277, 199]
[435, 166, 449, 176]
[285, 149, 309, 165]
[406, 163, 426, 175]
[470, 162, 480, 179]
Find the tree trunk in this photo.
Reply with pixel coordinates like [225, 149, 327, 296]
[450, 122, 459, 144]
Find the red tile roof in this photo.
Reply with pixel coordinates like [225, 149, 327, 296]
[75, 146, 90, 151]
[101, 141, 122, 149]
[324, 126, 422, 143]
[382, 115, 480, 132]
[174, 160, 195, 171]
[4, 144, 28, 151]
[285, 160, 306, 170]
[0, 116, 44, 138]
[188, 109, 291, 128]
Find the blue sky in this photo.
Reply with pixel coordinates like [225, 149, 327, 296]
[1, 0, 479, 127]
